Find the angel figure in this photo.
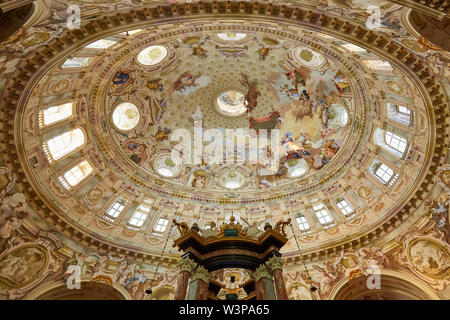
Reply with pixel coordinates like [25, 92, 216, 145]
[0, 193, 29, 241]
[312, 260, 345, 296]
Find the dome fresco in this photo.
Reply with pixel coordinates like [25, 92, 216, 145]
[0, 0, 449, 301]
[103, 32, 354, 194]
[17, 20, 430, 254]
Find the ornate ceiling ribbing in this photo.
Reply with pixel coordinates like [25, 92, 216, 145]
[0, 1, 448, 265]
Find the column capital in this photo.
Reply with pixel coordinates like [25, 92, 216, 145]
[252, 264, 272, 281]
[191, 265, 211, 283]
[265, 255, 285, 272]
[178, 257, 197, 274]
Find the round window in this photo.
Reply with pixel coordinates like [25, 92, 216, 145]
[137, 45, 168, 66]
[154, 154, 182, 178]
[217, 33, 247, 41]
[112, 102, 140, 131]
[216, 91, 247, 116]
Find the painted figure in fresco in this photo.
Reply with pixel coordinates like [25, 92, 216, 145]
[192, 45, 207, 58]
[249, 111, 281, 134]
[240, 73, 261, 113]
[426, 199, 449, 242]
[0, 246, 45, 284]
[173, 72, 200, 93]
[152, 127, 171, 142]
[311, 260, 345, 296]
[110, 69, 135, 95]
[124, 142, 144, 164]
[146, 78, 164, 92]
[0, 193, 29, 244]
[281, 132, 312, 159]
[356, 247, 390, 275]
[258, 47, 270, 60]
[112, 71, 130, 85]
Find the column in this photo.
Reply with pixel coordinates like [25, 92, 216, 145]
[174, 257, 196, 300]
[252, 264, 274, 300]
[189, 265, 211, 300]
[266, 255, 289, 300]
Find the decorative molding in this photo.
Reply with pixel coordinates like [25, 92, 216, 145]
[191, 265, 211, 283]
[178, 257, 197, 274]
[252, 264, 272, 281]
[266, 255, 285, 272]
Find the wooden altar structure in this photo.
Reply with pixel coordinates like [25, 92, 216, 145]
[172, 216, 290, 300]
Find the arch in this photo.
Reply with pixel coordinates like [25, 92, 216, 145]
[148, 285, 176, 300]
[328, 269, 440, 300]
[407, 10, 450, 51]
[0, 2, 34, 43]
[24, 280, 132, 300]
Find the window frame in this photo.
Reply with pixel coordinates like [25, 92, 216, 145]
[59, 160, 93, 189]
[375, 163, 394, 184]
[312, 203, 335, 227]
[384, 131, 408, 155]
[105, 198, 127, 220]
[128, 203, 151, 227]
[39, 102, 74, 128]
[153, 217, 169, 233]
[44, 128, 86, 161]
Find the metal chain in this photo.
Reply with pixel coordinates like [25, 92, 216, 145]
[148, 222, 175, 291]
[289, 222, 313, 283]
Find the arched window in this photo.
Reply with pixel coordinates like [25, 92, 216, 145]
[40, 103, 73, 126]
[375, 163, 394, 183]
[128, 201, 152, 227]
[385, 131, 407, 154]
[340, 43, 367, 53]
[312, 203, 335, 228]
[45, 128, 85, 160]
[61, 57, 92, 68]
[296, 214, 311, 232]
[328, 105, 349, 128]
[335, 197, 356, 219]
[102, 198, 126, 223]
[369, 160, 399, 187]
[374, 128, 410, 158]
[363, 60, 393, 71]
[85, 39, 117, 49]
[386, 103, 411, 125]
[225, 212, 240, 223]
[59, 160, 93, 188]
[154, 217, 169, 233]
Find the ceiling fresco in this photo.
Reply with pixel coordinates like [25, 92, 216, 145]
[12, 16, 434, 254]
[103, 32, 353, 191]
[0, 0, 449, 300]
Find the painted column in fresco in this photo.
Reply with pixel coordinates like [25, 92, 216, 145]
[175, 257, 197, 300]
[266, 255, 288, 300]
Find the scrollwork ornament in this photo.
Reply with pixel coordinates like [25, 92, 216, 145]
[191, 265, 211, 283]
[252, 264, 272, 281]
[178, 257, 197, 274]
[266, 255, 285, 272]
